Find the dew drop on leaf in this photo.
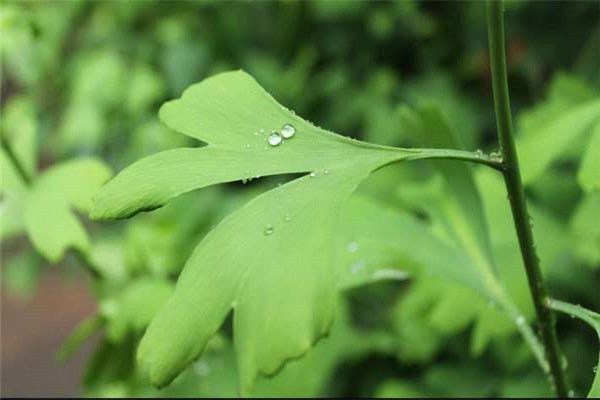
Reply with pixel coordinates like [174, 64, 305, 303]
[267, 131, 282, 146]
[347, 242, 359, 253]
[309, 172, 316, 177]
[263, 224, 274, 236]
[515, 315, 526, 326]
[193, 361, 210, 377]
[349, 259, 366, 274]
[284, 214, 292, 222]
[281, 123, 296, 139]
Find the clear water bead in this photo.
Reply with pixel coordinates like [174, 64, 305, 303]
[281, 123, 296, 139]
[347, 242, 359, 253]
[264, 224, 274, 235]
[268, 131, 283, 146]
[349, 259, 366, 274]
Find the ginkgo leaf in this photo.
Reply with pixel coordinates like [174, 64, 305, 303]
[548, 299, 600, 398]
[138, 163, 384, 393]
[570, 193, 600, 266]
[93, 70, 487, 393]
[90, 70, 414, 220]
[392, 103, 546, 364]
[176, 299, 390, 398]
[335, 195, 479, 292]
[102, 277, 175, 343]
[0, 147, 28, 238]
[24, 158, 111, 262]
[518, 98, 600, 185]
[398, 101, 497, 279]
[57, 315, 105, 363]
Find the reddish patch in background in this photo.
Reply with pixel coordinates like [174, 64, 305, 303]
[1, 270, 97, 397]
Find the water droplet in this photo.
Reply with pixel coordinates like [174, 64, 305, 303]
[284, 214, 292, 222]
[253, 131, 259, 136]
[268, 131, 283, 146]
[194, 361, 210, 377]
[260, 128, 265, 133]
[245, 143, 251, 149]
[372, 269, 409, 281]
[475, 149, 483, 158]
[568, 390, 574, 398]
[347, 242, 359, 253]
[490, 150, 502, 161]
[242, 178, 248, 184]
[281, 123, 296, 139]
[309, 172, 316, 177]
[349, 259, 366, 274]
[264, 224, 274, 236]
[515, 315, 526, 326]
[323, 169, 329, 175]
[593, 366, 598, 373]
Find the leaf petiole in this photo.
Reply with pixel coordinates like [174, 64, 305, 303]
[0, 134, 32, 185]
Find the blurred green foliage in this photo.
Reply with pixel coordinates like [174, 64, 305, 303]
[1, 0, 599, 397]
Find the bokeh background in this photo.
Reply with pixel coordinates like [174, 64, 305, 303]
[1, 0, 599, 397]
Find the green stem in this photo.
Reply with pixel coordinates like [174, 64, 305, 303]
[486, 1, 568, 396]
[0, 135, 32, 185]
[407, 148, 504, 171]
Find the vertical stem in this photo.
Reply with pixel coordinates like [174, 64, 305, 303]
[0, 135, 32, 185]
[486, 1, 568, 396]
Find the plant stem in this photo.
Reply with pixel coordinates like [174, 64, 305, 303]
[408, 148, 505, 171]
[0, 135, 32, 185]
[486, 1, 568, 396]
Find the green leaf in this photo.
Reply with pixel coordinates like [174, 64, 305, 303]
[515, 74, 600, 187]
[137, 164, 383, 393]
[1, 251, 41, 298]
[518, 99, 600, 184]
[548, 299, 600, 398]
[0, 147, 28, 237]
[570, 193, 600, 267]
[393, 104, 546, 363]
[57, 315, 105, 363]
[24, 158, 111, 262]
[91, 71, 408, 220]
[174, 299, 390, 398]
[91, 71, 427, 392]
[93, 71, 494, 392]
[398, 102, 497, 279]
[578, 120, 600, 192]
[336, 195, 480, 293]
[101, 277, 174, 343]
